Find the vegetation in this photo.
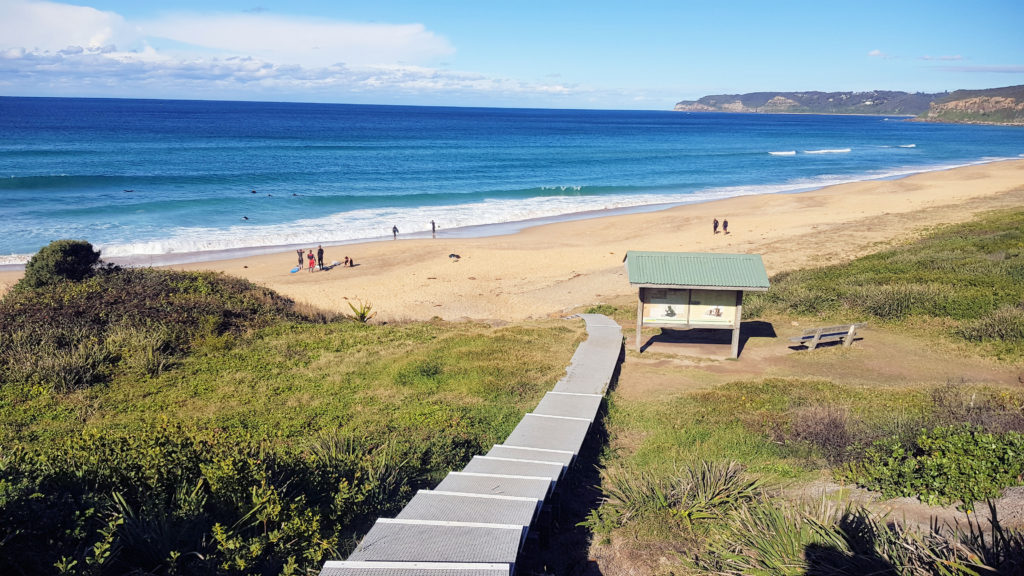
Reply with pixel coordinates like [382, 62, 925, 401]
[588, 210, 1024, 574]
[841, 425, 1024, 509]
[686, 497, 1024, 575]
[744, 209, 1024, 358]
[925, 84, 1024, 125]
[0, 253, 583, 575]
[591, 377, 1024, 574]
[17, 239, 102, 290]
[1, 262, 310, 393]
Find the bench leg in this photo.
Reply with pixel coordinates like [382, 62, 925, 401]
[842, 325, 857, 347]
[808, 330, 823, 350]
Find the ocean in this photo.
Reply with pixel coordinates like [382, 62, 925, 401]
[2, 96, 1023, 266]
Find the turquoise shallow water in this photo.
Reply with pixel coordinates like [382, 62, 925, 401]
[1, 97, 1023, 265]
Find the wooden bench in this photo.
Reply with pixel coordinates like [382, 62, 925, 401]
[789, 323, 866, 349]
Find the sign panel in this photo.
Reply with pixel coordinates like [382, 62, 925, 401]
[642, 288, 690, 324]
[689, 289, 736, 326]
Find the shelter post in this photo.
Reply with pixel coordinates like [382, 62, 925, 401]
[635, 287, 644, 351]
[730, 291, 744, 358]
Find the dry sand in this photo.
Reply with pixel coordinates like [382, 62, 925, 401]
[2, 159, 1023, 320]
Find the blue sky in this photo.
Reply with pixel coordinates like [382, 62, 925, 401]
[2, 0, 1022, 109]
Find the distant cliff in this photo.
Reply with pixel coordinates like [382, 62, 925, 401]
[673, 86, 1024, 125]
[674, 91, 938, 116]
[922, 85, 1024, 125]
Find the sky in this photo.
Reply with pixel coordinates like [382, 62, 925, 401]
[1, 0, 1023, 110]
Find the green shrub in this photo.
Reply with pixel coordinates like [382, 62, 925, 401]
[839, 425, 1024, 508]
[17, 239, 102, 290]
[0, 425, 436, 575]
[585, 304, 618, 316]
[0, 267, 311, 390]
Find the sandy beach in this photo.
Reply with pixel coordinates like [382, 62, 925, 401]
[3, 159, 1023, 321]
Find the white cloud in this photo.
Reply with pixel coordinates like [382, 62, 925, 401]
[0, 1, 633, 107]
[0, 0, 140, 52]
[868, 49, 889, 58]
[920, 55, 964, 62]
[138, 12, 454, 68]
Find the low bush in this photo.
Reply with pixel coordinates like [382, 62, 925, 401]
[839, 425, 1024, 508]
[0, 267, 314, 391]
[585, 304, 618, 316]
[17, 239, 102, 290]
[0, 424, 434, 575]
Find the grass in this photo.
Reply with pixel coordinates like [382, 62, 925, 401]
[743, 208, 1024, 358]
[0, 265, 585, 575]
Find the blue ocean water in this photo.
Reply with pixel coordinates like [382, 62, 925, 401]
[2, 96, 1023, 265]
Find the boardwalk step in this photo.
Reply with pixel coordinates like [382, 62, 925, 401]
[321, 561, 510, 576]
[347, 519, 524, 564]
[533, 391, 603, 421]
[486, 445, 575, 467]
[502, 413, 591, 454]
[396, 490, 539, 526]
[434, 472, 551, 501]
[462, 455, 565, 483]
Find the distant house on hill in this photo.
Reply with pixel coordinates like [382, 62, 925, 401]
[624, 251, 770, 358]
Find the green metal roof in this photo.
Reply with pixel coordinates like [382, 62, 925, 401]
[625, 251, 770, 291]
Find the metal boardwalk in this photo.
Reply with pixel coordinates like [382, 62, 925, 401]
[319, 314, 622, 576]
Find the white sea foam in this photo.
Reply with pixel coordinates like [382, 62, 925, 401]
[898, 144, 917, 148]
[0, 157, 1012, 267]
[769, 151, 797, 156]
[804, 148, 851, 154]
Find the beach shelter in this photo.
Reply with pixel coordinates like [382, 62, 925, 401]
[624, 251, 770, 358]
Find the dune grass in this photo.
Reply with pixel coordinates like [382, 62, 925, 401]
[0, 265, 584, 575]
[743, 208, 1024, 358]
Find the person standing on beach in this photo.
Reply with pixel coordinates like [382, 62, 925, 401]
[392, 225, 399, 240]
[431, 220, 436, 237]
[307, 250, 315, 272]
[713, 218, 719, 234]
[723, 219, 729, 234]
[296, 249, 304, 268]
[316, 245, 324, 270]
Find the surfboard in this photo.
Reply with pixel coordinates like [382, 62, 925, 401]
[290, 266, 301, 273]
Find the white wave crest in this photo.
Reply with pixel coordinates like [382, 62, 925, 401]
[804, 148, 851, 154]
[769, 150, 797, 156]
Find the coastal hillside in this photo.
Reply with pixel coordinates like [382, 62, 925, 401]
[673, 90, 939, 115]
[923, 85, 1024, 125]
[674, 85, 1024, 124]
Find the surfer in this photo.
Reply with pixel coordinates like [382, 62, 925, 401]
[317, 245, 324, 270]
